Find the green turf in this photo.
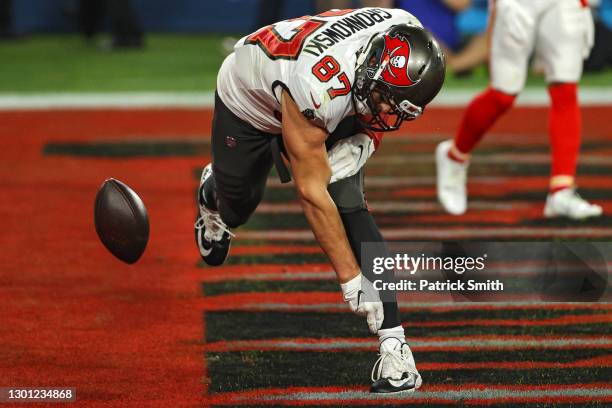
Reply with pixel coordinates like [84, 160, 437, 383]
[1, 34, 612, 92]
[206, 349, 612, 392]
[0, 34, 226, 92]
[44, 141, 208, 157]
[202, 280, 339, 296]
[204, 311, 611, 342]
[205, 252, 328, 266]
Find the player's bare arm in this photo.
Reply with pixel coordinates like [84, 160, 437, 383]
[280, 90, 360, 284]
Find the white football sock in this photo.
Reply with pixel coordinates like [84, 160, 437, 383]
[377, 325, 405, 346]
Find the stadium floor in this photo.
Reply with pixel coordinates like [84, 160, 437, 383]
[1, 105, 611, 406]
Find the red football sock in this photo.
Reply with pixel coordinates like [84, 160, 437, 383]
[453, 87, 516, 155]
[548, 83, 580, 192]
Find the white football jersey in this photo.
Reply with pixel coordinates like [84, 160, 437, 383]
[216, 8, 421, 135]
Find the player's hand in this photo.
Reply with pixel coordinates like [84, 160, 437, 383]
[328, 133, 375, 184]
[497, 0, 535, 49]
[341, 273, 384, 334]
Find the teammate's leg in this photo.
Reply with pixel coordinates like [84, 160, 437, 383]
[195, 93, 274, 265]
[328, 170, 421, 393]
[436, 0, 533, 215]
[537, 0, 602, 219]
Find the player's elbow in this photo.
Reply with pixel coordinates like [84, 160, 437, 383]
[295, 176, 330, 208]
[296, 183, 322, 206]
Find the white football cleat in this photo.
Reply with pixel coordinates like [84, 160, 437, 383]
[544, 188, 603, 220]
[436, 140, 469, 215]
[370, 337, 422, 394]
[194, 163, 234, 266]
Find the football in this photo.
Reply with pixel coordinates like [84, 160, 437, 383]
[94, 178, 149, 264]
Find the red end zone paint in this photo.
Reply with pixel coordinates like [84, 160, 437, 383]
[3, 104, 611, 405]
[1, 106, 611, 158]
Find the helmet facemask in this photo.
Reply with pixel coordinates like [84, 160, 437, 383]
[354, 79, 423, 132]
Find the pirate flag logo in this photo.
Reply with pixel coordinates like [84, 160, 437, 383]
[379, 34, 421, 88]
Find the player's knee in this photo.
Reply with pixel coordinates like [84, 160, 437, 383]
[548, 83, 578, 108]
[339, 209, 385, 263]
[216, 187, 261, 228]
[213, 171, 264, 228]
[218, 200, 254, 228]
[488, 88, 517, 112]
[328, 174, 366, 213]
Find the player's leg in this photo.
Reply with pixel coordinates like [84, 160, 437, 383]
[437, 0, 533, 214]
[195, 92, 274, 265]
[328, 170, 421, 394]
[536, 0, 602, 219]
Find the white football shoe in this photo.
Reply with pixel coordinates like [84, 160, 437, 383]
[544, 188, 603, 220]
[436, 140, 469, 215]
[370, 337, 422, 394]
[194, 163, 234, 266]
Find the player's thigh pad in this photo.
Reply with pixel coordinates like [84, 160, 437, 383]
[536, 0, 585, 84]
[489, 0, 537, 94]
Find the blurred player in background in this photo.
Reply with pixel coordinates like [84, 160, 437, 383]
[78, 0, 143, 49]
[195, 8, 445, 393]
[436, 0, 602, 219]
[0, 0, 12, 39]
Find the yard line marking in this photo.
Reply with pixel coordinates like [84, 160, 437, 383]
[257, 201, 531, 213]
[198, 260, 612, 282]
[207, 384, 612, 405]
[368, 153, 612, 166]
[237, 227, 612, 240]
[203, 335, 612, 353]
[2, 88, 611, 109]
[266, 176, 511, 188]
[199, 292, 612, 312]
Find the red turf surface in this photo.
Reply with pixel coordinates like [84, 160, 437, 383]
[1, 106, 610, 406]
[1, 111, 208, 406]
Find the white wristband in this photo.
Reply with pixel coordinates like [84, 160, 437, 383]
[340, 273, 362, 297]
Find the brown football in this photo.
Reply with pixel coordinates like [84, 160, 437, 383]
[94, 178, 149, 264]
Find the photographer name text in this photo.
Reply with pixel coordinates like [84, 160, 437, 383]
[374, 279, 504, 292]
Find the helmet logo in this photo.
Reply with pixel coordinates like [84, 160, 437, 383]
[380, 34, 420, 87]
[390, 55, 406, 69]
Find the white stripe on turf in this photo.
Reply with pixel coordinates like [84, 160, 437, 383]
[255, 385, 612, 403]
[257, 201, 530, 213]
[240, 301, 610, 311]
[367, 153, 612, 166]
[207, 336, 612, 352]
[0, 88, 611, 109]
[237, 227, 612, 240]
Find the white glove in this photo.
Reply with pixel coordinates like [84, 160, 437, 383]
[496, 0, 535, 50]
[341, 273, 384, 334]
[328, 133, 375, 184]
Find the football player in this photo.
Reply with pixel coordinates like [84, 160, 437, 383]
[195, 7, 445, 393]
[436, 0, 602, 219]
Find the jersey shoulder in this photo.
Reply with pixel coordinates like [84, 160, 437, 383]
[286, 49, 356, 133]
